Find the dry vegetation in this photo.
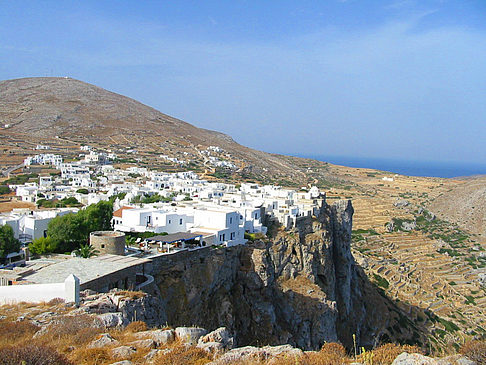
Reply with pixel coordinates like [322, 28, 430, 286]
[0, 299, 484, 365]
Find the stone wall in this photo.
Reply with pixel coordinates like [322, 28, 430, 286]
[90, 231, 126, 256]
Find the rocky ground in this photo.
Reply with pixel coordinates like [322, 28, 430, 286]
[0, 289, 483, 365]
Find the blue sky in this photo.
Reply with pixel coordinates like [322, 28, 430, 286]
[1, 1, 486, 164]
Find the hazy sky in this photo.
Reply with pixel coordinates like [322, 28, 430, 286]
[1, 1, 486, 164]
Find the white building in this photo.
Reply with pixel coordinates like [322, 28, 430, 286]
[15, 184, 38, 203]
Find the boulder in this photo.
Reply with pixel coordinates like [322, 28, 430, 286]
[392, 353, 437, 365]
[88, 333, 120, 348]
[134, 329, 175, 346]
[401, 220, 417, 231]
[197, 341, 225, 356]
[144, 349, 161, 362]
[442, 355, 476, 365]
[80, 289, 97, 297]
[391, 352, 476, 365]
[97, 313, 127, 328]
[83, 295, 117, 314]
[175, 327, 207, 345]
[128, 339, 156, 349]
[478, 273, 486, 288]
[111, 346, 136, 359]
[111, 292, 167, 327]
[198, 327, 234, 349]
[394, 199, 410, 208]
[210, 344, 303, 364]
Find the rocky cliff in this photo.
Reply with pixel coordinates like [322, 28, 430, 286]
[150, 200, 422, 351]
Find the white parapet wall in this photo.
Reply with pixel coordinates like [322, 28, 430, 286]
[0, 274, 80, 305]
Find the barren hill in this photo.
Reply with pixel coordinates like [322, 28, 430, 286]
[0, 77, 306, 182]
[428, 176, 486, 237]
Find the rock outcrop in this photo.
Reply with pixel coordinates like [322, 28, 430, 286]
[151, 200, 415, 350]
[78, 289, 166, 328]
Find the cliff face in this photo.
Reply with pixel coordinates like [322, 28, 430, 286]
[150, 200, 413, 350]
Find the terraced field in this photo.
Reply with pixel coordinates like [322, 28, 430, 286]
[353, 230, 486, 348]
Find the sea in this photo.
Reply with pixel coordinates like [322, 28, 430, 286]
[300, 155, 486, 178]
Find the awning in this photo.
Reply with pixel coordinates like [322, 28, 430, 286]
[146, 232, 203, 244]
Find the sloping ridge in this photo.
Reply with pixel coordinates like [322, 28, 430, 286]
[0, 77, 299, 176]
[0, 77, 231, 143]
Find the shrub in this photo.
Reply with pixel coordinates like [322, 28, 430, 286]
[0, 185, 11, 195]
[0, 343, 72, 365]
[69, 347, 110, 365]
[321, 342, 347, 357]
[367, 343, 423, 365]
[373, 273, 390, 289]
[0, 320, 40, 346]
[153, 343, 212, 365]
[46, 297, 65, 306]
[460, 340, 486, 365]
[125, 320, 148, 333]
[0, 224, 21, 259]
[117, 290, 146, 300]
[39, 315, 98, 341]
[29, 236, 58, 255]
[304, 347, 347, 365]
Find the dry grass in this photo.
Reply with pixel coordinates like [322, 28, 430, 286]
[117, 290, 147, 300]
[0, 343, 73, 365]
[46, 297, 66, 306]
[0, 300, 456, 365]
[153, 342, 212, 365]
[125, 320, 148, 333]
[363, 343, 423, 365]
[69, 348, 111, 365]
[460, 340, 486, 365]
[0, 320, 40, 347]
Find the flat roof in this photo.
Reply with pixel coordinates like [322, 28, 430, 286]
[146, 232, 202, 244]
[23, 254, 151, 285]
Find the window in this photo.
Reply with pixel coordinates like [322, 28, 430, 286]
[229, 217, 233, 224]
[101, 244, 105, 248]
[168, 219, 171, 224]
[230, 232, 235, 240]
[179, 218, 183, 225]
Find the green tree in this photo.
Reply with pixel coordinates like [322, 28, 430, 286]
[43, 200, 114, 254]
[83, 201, 113, 233]
[29, 236, 58, 255]
[47, 213, 86, 252]
[0, 186, 11, 195]
[0, 225, 21, 258]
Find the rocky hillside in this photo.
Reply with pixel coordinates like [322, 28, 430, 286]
[428, 176, 486, 238]
[148, 200, 428, 351]
[0, 77, 307, 182]
[1, 292, 482, 365]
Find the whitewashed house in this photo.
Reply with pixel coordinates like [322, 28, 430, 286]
[190, 207, 246, 246]
[15, 184, 38, 203]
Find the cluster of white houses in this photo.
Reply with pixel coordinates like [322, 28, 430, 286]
[0, 148, 328, 299]
[4, 148, 325, 248]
